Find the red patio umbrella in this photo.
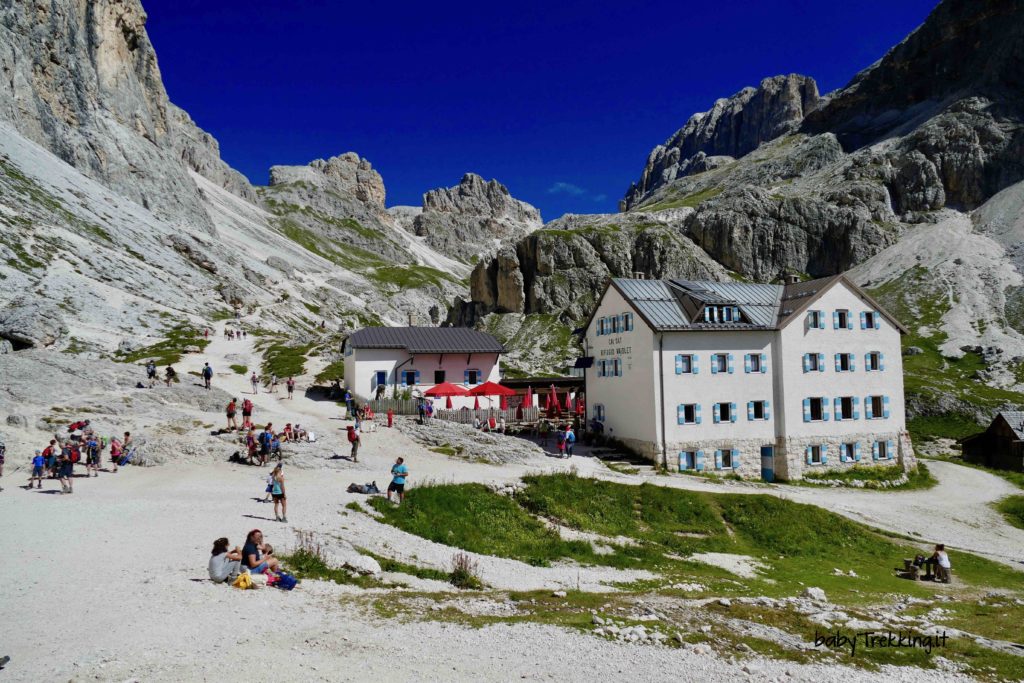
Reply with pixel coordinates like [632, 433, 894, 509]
[500, 394, 508, 410]
[446, 395, 453, 409]
[564, 391, 572, 411]
[424, 382, 469, 397]
[473, 396, 480, 410]
[525, 385, 534, 408]
[467, 381, 516, 397]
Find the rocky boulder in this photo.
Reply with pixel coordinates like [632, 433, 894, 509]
[269, 153, 386, 210]
[0, 299, 67, 349]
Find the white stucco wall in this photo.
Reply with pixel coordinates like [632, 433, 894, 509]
[345, 346, 500, 409]
[583, 286, 657, 445]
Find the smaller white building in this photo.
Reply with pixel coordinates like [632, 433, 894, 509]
[344, 327, 504, 407]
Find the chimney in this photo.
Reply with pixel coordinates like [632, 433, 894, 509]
[785, 273, 801, 285]
[633, 272, 646, 280]
[407, 312, 414, 327]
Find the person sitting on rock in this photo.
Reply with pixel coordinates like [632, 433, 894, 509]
[208, 537, 244, 584]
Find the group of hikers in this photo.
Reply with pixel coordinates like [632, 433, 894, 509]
[249, 371, 296, 398]
[25, 421, 134, 493]
[216, 327, 246, 341]
[238, 422, 308, 466]
[208, 529, 291, 587]
[535, 419, 576, 458]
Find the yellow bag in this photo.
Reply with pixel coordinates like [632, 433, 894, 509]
[232, 572, 253, 590]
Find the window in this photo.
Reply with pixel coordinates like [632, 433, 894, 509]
[714, 402, 736, 424]
[674, 354, 695, 374]
[374, 370, 387, 387]
[611, 315, 621, 333]
[704, 306, 741, 323]
[808, 445, 823, 464]
[711, 353, 733, 374]
[749, 354, 761, 372]
[593, 404, 605, 421]
[835, 396, 856, 421]
[803, 396, 829, 422]
[679, 451, 697, 471]
[874, 440, 891, 461]
[434, 370, 446, 384]
[747, 400, 769, 421]
[600, 359, 622, 378]
[862, 311, 878, 329]
[865, 395, 889, 419]
[835, 353, 853, 372]
[866, 351, 884, 371]
[840, 442, 860, 463]
[720, 449, 735, 469]
[676, 403, 700, 425]
[804, 353, 823, 372]
[464, 369, 481, 385]
[807, 310, 824, 329]
[744, 353, 766, 373]
[613, 358, 622, 377]
[402, 370, 417, 386]
[834, 309, 851, 330]
[623, 313, 634, 331]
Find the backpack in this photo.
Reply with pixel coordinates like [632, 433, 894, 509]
[203, 366, 213, 378]
[69, 447, 81, 463]
[275, 572, 298, 590]
[347, 429, 357, 443]
[243, 400, 253, 412]
[566, 431, 576, 443]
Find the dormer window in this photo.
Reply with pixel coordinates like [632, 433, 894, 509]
[703, 306, 740, 323]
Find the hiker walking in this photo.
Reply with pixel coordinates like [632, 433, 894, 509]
[204, 328, 209, 340]
[261, 469, 274, 502]
[84, 434, 101, 476]
[29, 450, 45, 489]
[226, 398, 238, 431]
[270, 373, 278, 394]
[57, 452, 73, 494]
[202, 362, 213, 390]
[564, 426, 576, 458]
[344, 389, 354, 417]
[386, 407, 394, 428]
[164, 365, 177, 387]
[346, 425, 360, 462]
[286, 376, 295, 400]
[250, 372, 259, 395]
[145, 360, 157, 386]
[388, 457, 408, 504]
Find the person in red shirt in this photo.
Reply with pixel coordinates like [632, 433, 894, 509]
[387, 408, 394, 428]
[226, 398, 238, 431]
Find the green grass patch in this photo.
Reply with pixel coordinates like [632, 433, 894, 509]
[314, 360, 345, 384]
[114, 324, 209, 366]
[258, 340, 312, 378]
[229, 364, 248, 375]
[357, 550, 451, 582]
[908, 414, 982, 442]
[640, 186, 724, 212]
[798, 463, 937, 490]
[994, 495, 1024, 530]
[280, 548, 387, 588]
[368, 264, 459, 290]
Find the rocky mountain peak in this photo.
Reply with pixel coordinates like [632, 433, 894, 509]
[268, 153, 386, 209]
[422, 172, 541, 224]
[621, 74, 821, 210]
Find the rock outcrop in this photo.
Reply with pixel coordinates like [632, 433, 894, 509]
[0, 0, 254, 229]
[410, 173, 542, 261]
[622, 75, 821, 210]
[269, 153, 386, 210]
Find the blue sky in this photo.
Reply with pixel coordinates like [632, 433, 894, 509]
[145, 0, 938, 220]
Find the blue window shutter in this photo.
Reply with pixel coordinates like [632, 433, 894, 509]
[840, 445, 848, 463]
[678, 452, 685, 472]
[883, 395, 891, 419]
[821, 444, 828, 465]
[805, 446, 812, 465]
[822, 397, 830, 421]
[834, 353, 841, 372]
[849, 354, 856, 372]
[711, 355, 718, 375]
[730, 402, 737, 423]
[727, 353, 734, 374]
[760, 353, 767, 373]
[852, 396, 860, 420]
[852, 442, 860, 461]
[872, 442, 880, 461]
[817, 353, 825, 372]
[874, 312, 881, 330]
[732, 449, 740, 469]
[695, 450, 705, 472]
[865, 352, 872, 372]
[713, 403, 721, 424]
[414, 370, 420, 385]
[819, 311, 827, 329]
[865, 396, 874, 419]
[802, 354, 810, 373]
[846, 314, 852, 330]
[714, 450, 723, 470]
[747, 401, 754, 421]
[764, 400, 771, 420]
[833, 397, 842, 421]
[677, 405, 685, 425]
[692, 355, 699, 375]
[879, 352, 885, 371]
[744, 354, 751, 374]
[832, 311, 839, 329]
[675, 354, 683, 375]
[703, 307, 710, 322]
[802, 398, 811, 422]
[694, 404, 702, 425]
[887, 440, 895, 460]
[464, 369, 470, 386]
[860, 311, 867, 329]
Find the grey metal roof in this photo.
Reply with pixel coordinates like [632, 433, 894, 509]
[997, 411, 1024, 439]
[613, 279, 690, 329]
[348, 327, 505, 354]
[612, 278, 781, 330]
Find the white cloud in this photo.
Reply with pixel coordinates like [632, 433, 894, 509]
[547, 181, 587, 196]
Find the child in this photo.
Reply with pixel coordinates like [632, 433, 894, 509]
[29, 450, 45, 489]
[556, 425, 566, 456]
[85, 435, 100, 477]
[245, 429, 258, 465]
[262, 470, 274, 502]
[109, 436, 122, 474]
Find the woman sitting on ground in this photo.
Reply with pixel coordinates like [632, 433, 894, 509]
[242, 529, 281, 574]
[930, 544, 952, 583]
[293, 424, 307, 441]
[208, 537, 244, 583]
[281, 424, 293, 442]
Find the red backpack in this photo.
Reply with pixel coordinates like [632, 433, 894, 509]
[346, 428, 357, 443]
[69, 447, 81, 463]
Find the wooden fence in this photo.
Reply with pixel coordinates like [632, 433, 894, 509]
[360, 399, 541, 424]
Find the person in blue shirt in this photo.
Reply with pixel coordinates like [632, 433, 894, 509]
[30, 450, 45, 489]
[388, 457, 409, 504]
[564, 426, 576, 458]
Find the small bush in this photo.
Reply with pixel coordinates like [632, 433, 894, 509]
[345, 501, 363, 513]
[450, 552, 483, 590]
[230, 364, 248, 375]
[996, 495, 1024, 530]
